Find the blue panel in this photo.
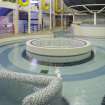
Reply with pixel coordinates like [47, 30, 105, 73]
[0, 8, 12, 16]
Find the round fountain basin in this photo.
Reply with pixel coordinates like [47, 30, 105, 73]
[26, 38, 92, 63]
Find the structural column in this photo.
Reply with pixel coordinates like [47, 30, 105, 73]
[61, 0, 63, 28]
[28, 7, 31, 34]
[73, 14, 75, 23]
[93, 12, 97, 25]
[49, 0, 52, 30]
[13, 9, 18, 34]
[64, 15, 67, 29]
[38, 0, 42, 30]
[53, 0, 55, 28]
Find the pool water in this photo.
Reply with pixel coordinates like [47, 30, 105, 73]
[0, 37, 105, 105]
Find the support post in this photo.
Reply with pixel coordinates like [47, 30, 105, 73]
[28, 8, 31, 34]
[73, 14, 75, 23]
[13, 9, 18, 34]
[94, 12, 97, 25]
[38, 0, 42, 31]
[64, 15, 67, 29]
[49, 0, 52, 30]
[53, 0, 55, 28]
[61, 0, 63, 28]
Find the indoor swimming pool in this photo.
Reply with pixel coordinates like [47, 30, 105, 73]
[0, 35, 105, 105]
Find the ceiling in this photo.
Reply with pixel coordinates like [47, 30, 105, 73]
[63, 0, 105, 12]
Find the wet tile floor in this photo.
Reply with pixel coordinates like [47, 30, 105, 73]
[0, 36, 105, 105]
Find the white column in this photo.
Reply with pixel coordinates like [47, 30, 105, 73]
[13, 0, 19, 34]
[61, 0, 63, 28]
[28, 8, 31, 34]
[73, 14, 75, 23]
[94, 12, 97, 25]
[53, 0, 55, 28]
[64, 15, 66, 29]
[13, 9, 18, 34]
[49, 0, 52, 30]
[38, 0, 42, 30]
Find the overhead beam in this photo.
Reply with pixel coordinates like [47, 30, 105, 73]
[83, 5, 93, 13]
[97, 6, 105, 13]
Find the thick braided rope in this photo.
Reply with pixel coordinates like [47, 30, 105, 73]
[0, 70, 62, 105]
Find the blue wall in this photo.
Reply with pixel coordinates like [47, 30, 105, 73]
[0, 8, 12, 16]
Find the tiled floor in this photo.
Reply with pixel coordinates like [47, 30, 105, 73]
[0, 33, 105, 105]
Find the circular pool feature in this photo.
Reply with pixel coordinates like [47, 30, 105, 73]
[23, 50, 94, 66]
[26, 38, 93, 63]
